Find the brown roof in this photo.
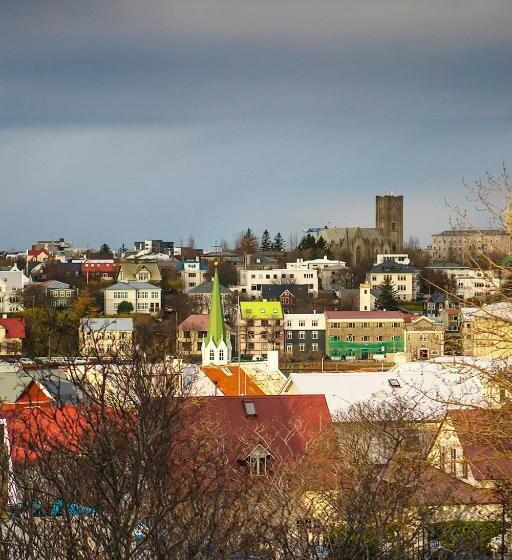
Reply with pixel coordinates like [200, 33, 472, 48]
[446, 408, 512, 481]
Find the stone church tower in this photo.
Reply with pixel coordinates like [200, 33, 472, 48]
[376, 193, 403, 252]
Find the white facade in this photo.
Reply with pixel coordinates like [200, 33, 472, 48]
[237, 268, 318, 299]
[178, 260, 207, 292]
[359, 282, 376, 311]
[284, 312, 326, 331]
[0, 266, 30, 314]
[104, 282, 161, 315]
[376, 254, 410, 265]
[286, 255, 346, 271]
[368, 268, 419, 301]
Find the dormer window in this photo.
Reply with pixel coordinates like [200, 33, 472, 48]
[246, 444, 272, 476]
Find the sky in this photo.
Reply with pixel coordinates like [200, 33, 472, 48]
[1, 0, 512, 251]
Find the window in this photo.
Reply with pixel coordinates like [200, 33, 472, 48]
[361, 336, 370, 342]
[298, 320, 306, 327]
[286, 320, 292, 327]
[299, 343, 306, 352]
[450, 448, 457, 475]
[209, 349, 215, 361]
[346, 335, 354, 342]
[311, 319, 319, 328]
[298, 331, 305, 340]
[286, 344, 293, 353]
[287, 331, 293, 340]
[243, 401, 256, 416]
[388, 379, 401, 388]
[247, 445, 270, 476]
[312, 331, 318, 340]
[461, 459, 468, 479]
[312, 343, 318, 352]
[219, 349, 224, 361]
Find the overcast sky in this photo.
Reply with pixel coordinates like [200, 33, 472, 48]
[1, 0, 512, 251]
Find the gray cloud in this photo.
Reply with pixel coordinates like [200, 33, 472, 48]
[1, 0, 512, 249]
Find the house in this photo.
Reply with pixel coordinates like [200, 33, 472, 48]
[423, 292, 457, 320]
[177, 314, 209, 358]
[236, 268, 318, 299]
[104, 282, 162, 315]
[286, 256, 347, 291]
[284, 312, 326, 357]
[260, 284, 311, 313]
[15, 377, 79, 408]
[176, 259, 207, 292]
[428, 408, 512, 488]
[79, 317, 134, 357]
[368, 261, 419, 301]
[403, 316, 444, 361]
[188, 280, 235, 317]
[82, 259, 120, 282]
[239, 301, 284, 358]
[26, 248, 51, 263]
[325, 310, 404, 360]
[117, 263, 162, 283]
[375, 253, 411, 265]
[38, 280, 76, 308]
[461, 302, 512, 358]
[187, 395, 331, 475]
[0, 318, 24, 355]
[198, 352, 287, 396]
[0, 265, 30, 314]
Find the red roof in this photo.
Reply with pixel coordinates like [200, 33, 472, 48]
[325, 311, 404, 319]
[401, 313, 417, 323]
[82, 262, 119, 274]
[178, 314, 209, 331]
[27, 248, 50, 258]
[189, 395, 332, 461]
[0, 318, 25, 339]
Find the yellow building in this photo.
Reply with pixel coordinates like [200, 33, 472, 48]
[79, 317, 133, 357]
[461, 302, 512, 358]
[404, 316, 444, 361]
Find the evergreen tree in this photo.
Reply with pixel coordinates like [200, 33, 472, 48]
[375, 277, 399, 311]
[117, 300, 134, 314]
[297, 234, 316, 251]
[271, 232, 285, 252]
[239, 228, 258, 253]
[316, 236, 328, 254]
[260, 229, 272, 251]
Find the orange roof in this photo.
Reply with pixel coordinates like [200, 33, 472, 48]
[201, 365, 265, 396]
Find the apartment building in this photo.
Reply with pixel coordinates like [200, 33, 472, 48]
[286, 256, 346, 291]
[39, 280, 77, 308]
[368, 261, 419, 301]
[104, 282, 161, 315]
[236, 268, 318, 299]
[325, 311, 405, 360]
[0, 265, 30, 314]
[133, 240, 174, 255]
[79, 318, 134, 356]
[430, 230, 510, 264]
[238, 301, 284, 358]
[425, 263, 501, 301]
[284, 312, 326, 357]
[177, 259, 207, 292]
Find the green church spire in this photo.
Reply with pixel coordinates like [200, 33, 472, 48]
[206, 265, 226, 346]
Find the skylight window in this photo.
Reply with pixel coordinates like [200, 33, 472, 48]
[243, 400, 256, 416]
[388, 378, 401, 389]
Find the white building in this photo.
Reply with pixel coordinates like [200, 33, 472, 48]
[375, 254, 411, 266]
[177, 259, 208, 292]
[236, 267, 318, 299]
[425, 264, 501, 301]
[104, 282, 161, 315]
[0, 265, 30, 314]
[368, 261, 419, 301]
[286, 255, 346, 271]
